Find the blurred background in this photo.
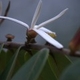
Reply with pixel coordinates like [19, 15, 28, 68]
[0, 0, 80, 48]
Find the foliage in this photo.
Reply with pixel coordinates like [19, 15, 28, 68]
[60, 60, 80, 80]
[0, 44, 76, 80]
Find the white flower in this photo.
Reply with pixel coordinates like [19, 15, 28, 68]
[0, 0, 68, 49]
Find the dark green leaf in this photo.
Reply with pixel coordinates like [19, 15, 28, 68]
[0, 50, 6, 74]
[48, 53, 72, 78]
[0, 43, 4, 53]
[60, 60, 80, 80]
[38, 60, 58, 80]
[11, 48, 49, 80]
[0, 46, 22, 80]
[13, 50, 31, 74]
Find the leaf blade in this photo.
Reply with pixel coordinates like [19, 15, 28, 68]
[0, 43, 4, 53]
[0, 46, 22, 80]
[11, 48, 49, 80]
[60, 60, 80, 80]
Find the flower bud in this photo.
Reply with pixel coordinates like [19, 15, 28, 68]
[69, 28, 80, 53]
[47, 32, 56, 38]
[5, 34, 15, 41]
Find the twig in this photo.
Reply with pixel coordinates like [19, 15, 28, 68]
[0, 41, 80, 57]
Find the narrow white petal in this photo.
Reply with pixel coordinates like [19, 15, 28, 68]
[0, 1, 2, 15]
[40, 27, 56, 34]
[30, 0, 42, 29]
[35, 25, 56, 34]
[33, 28, 63, 49]
[0, 16, 29, 29]
[37, 8, 68, 29]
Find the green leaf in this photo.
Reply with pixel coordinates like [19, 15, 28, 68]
[60, 60, 80, 80]
[38, 60, 58, 80]
[0, 46, 22, 80]
[17, 50, 31, 65]
[5, 50, 14, 64]
[0, 50, 14, 74]
[11, 48, 49, 80]
[0, 50, 6, 74]
[48, 53, 72, 78]
[13, 50, 31, 74]
[0, 43, 4, 53]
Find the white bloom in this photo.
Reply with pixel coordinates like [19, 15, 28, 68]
[0, 0, 68, 49]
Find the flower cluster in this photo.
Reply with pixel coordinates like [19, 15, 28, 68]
[0, 0, 68, 49]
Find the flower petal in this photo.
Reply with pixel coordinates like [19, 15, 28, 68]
[30, 0, 42, 29]
[37, 8, 68, 29]
[35, 25, 56, 34]
[0, 16, 29, 29]
[33, 28, 63, 49]
[35, 25, 56, 38]
[39, 27, 56, 35]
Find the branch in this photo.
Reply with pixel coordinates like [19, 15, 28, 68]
[0, 41, 80, 57]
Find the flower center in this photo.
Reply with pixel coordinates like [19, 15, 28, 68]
[27, 29, 37, 38]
